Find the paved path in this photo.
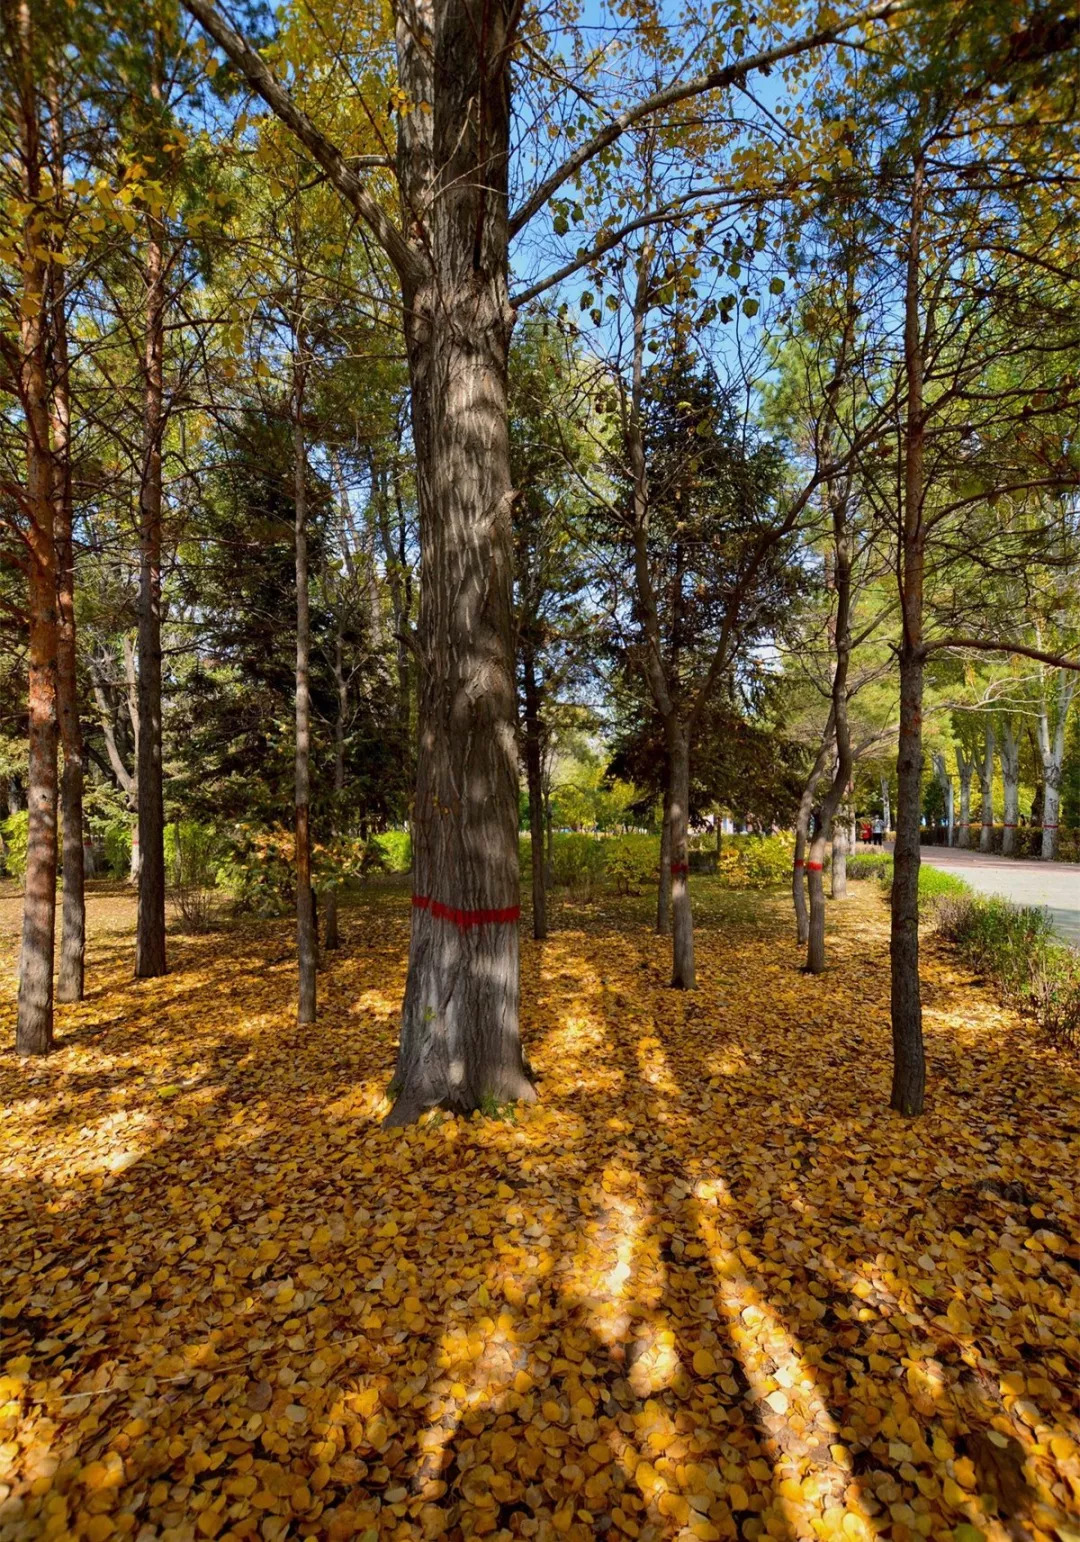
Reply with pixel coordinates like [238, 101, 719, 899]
[919, 846, 1080, 946]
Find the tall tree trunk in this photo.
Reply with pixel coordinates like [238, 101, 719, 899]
[979, 723, 994, 851]
[889, 154, 927, 1116]
[793, 723, 832, 946]
[135, 184, 167, 978]
[385, 0, 533, 1122]
[324, 622, 346, 952]
[49, 148, 84, 1003]
[293, 357, 316, 1021]
[831, 804, 848, 899]
[522, 641, 547, 940]
[880, 773, 891, 836]
[1001, 718, 1019, 855]
[667, 722, 694, 988]
[656, 785, 672, 936]
[14, 0, 58, 1054]
[1038, 676, 1075, 861]
[956, 751, 973, 849]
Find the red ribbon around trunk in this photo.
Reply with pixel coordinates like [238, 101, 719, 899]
[412, 894, 520, 929]
[806, 861, 824, 871]
[670, 861, 689, 876]
[793, 858, 804, 868]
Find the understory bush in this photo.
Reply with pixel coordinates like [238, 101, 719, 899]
[936, 893, 1080, 1048]
[369, 830, 412, 873]
[717, 833, 794, 889]
[166, 821, 224, 932]
[1, 810, 28, 880]
[603, 833, 658, 894]
[849, 854, 970, 911]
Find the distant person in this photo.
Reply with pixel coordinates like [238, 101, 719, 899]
[872, 816, 884, 846]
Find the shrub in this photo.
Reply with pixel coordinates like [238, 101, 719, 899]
[165, 821, 223, 932]
[371, 830, 412, 873]
[846, 852, 891, 882]
[549, 833, 607, 889]
[1, 810, 28, 880]
[716, 834, 794, 890]
[103, 819, 133, 879]
[936, 892, 1080, 1047]
[604, 834, 659, 895]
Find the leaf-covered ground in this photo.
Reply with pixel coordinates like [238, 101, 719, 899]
[1, 879, 1079, 1542]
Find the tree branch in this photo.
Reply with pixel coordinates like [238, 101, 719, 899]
[179, 0, 424, 287]
[507, 0, 904, 238]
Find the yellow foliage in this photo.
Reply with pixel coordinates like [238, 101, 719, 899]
[0, 883, 1077, 1541]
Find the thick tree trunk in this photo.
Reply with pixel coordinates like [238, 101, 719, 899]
[656, 785, 672, 936]
[50, 223, 84, 1003]
[979, 723, 994, 851]
[294, 379, 317, 1020]
[388, 278, 531, 1121]
[1001, 719, 1019, 855]
[667, 727, 693, 987]
[135, 198, 167, 978]
[522, 643, 547, 940]
[14, 2, 58, 1056]
[383, 0, 536, 1123]
[831, 811, 848, 899]
[889, 156, 927, 1116]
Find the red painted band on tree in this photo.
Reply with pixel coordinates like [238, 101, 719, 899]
[412, 895, 521, 929]
[793, 858, 805, 868]
[807, 861, 824, 871]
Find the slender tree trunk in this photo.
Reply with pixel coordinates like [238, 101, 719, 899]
[14, 3, 58, 1053]
[522, 643, 547, 940]
[1001, 719, 1019, 855]
[657, 784, 672, 935]
[831, 807, 848, 899]
[880, 774, 891, 837]
[50, 178, 84, 1003]
[956, 758, 972, 849]
[793, 726, 832, 946]
[293, 357, 316, 1021]
[667, 723, 694, 988]
[324, 624, 346, 952]
[135, 192, 167, 978]
[979, 723, 994, 851]
[889, 154, 927, 1116]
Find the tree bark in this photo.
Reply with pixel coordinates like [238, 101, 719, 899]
[831, 807, 848, 899]
[385, 0, 534, 1122]
[889, 153, 927, 1116]
[656, 785, 672, 936]
[522, 641, 547, 940]
[135, 159, 167, 978]
[793, 724, 832, 946]
[324, 622, 346, 952]
[293, 353, 317, 1021]
[880, 773, 891, 836]
[1037, 673, 1075, 861]
[667, 724, 694, 988]
[1001, 718, 1019, 855]
[979, 722, 994, 851]
[14, 0, 59, 1054]
[956, 748, 973, 849]
[49, 143, 84, 1003]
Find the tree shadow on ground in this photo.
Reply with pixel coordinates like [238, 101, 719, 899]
[0, 881, 1078, 1541]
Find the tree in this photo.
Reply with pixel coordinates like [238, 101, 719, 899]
[180, 0, 903, 1119]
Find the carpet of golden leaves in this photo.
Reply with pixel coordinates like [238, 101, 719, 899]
[1, 879, 1079, 1542]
